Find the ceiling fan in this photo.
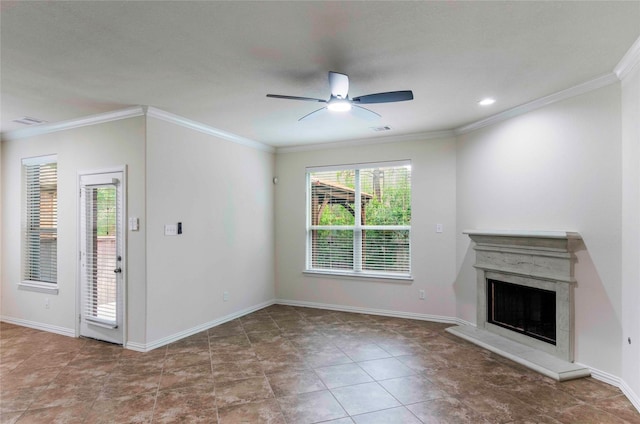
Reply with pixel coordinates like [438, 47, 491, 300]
[267, 71, 414, 121]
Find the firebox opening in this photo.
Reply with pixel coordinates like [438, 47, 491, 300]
[487, 279, 556, 345]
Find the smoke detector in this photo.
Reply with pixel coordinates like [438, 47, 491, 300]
[370, 125, 392, 132]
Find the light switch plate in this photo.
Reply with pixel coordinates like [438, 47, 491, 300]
[164, 224, 178, 236]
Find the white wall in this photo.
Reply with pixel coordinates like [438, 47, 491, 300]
[0, 117, 147, 344]
[275, 137, 457, 319]
[456, 84, 623, 376]
[621, 64, 640, 402]
[145, 118, 275, 344]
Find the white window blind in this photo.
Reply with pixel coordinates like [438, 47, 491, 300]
[306, 161, 411, 278]
[22, 155, 57, 284]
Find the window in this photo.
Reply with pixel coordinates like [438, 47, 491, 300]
[306, 161, 411, 279]
[22, 155, 58, 288]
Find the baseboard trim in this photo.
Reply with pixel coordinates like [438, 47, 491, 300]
[0, 315, 75, 338]
[577, 362, 640, 413]
[124, 341, 147, 352]
[137, 299, 276, 352]
[275, 298, 464, 326]
[620, 379, 640, 414]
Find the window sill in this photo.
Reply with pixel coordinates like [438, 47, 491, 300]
[19, 281, 59, 295]
[303, 269, 413, 283]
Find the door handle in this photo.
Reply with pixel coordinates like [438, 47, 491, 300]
[114, 268, 122, 274]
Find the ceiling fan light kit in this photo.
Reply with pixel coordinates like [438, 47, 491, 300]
[327, 98, 352, 112]
[267, 71, 413, 122]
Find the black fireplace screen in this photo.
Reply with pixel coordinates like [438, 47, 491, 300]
[487, 279, 556, 345]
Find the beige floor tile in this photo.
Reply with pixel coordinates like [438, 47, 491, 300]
[378, 374, 446, 404]
[556, 404, 629, 424]
[163, 351, 210, 371]
[13, 403, 91, 424]
[356, 357, 414, 380]
[406, 397, 489, 424]
[212, 360, 265, 383]
[159, 363, 214, 391]
[351, 406, 422, 424]
[330, 382, 401, 416]
[217, 399, 285, 424]
[594, 394, 640, 424]
[339, 344, 392, 362]
[99, 372, 161, 400]
[87, 393, 156, 423]
[259, 353, 308, 374]
[153, 386, 216, 423]
[266, 369, 326, 397]
[314, 363, 374, 389]
[463, 388, 547, 423]
[277, 390, 347, 424]
[215, 376, 274, 408]
[0, 410, 23, 424]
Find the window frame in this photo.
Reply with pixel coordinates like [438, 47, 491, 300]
[20, 154, 59, 294]
[305, 160, 413, 281]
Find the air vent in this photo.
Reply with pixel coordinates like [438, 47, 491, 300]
[370, 125, 392, 132]
[13, 116, 47, 125]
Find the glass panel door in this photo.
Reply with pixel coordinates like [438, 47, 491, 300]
[79, 172, 124, 344]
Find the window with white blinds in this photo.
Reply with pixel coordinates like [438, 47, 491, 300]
[22, 155, 58, 285]
[306, 161, 412, 278]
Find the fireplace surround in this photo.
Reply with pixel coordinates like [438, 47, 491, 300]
[447, 230, 590, 381]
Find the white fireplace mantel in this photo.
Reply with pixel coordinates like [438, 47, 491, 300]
[463, 229, 583, 283]
[446, 229, 590, 381]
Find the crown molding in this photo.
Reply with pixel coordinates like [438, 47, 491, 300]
[454, 73, 619, 136]
[615, 35, 640, 81]
[278, 70, 621, 151]
[146, 107, 274, 153]
[276, 129, 455, 154]
[2, 106, 145, 141]
[2, 105, 274, 154]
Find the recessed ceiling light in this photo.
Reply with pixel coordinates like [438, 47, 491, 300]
[13, 116, 47, 125]
[478, 98, 496, 106]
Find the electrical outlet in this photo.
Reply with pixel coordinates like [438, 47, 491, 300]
[223, 291, 229, 302]
[419, 290, 425, 300]
[436, 223, 443, 233]
[45, 298, 50, 309]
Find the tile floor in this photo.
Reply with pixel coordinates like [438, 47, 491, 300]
[1, 305, 639, 423]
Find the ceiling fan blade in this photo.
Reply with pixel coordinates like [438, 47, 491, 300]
[298, 107, 328, 121]
[352, 90, 414, 104]
[351, 105, 381, 121]
[267, 94, 326, 103]
[328, 72, 349, 99]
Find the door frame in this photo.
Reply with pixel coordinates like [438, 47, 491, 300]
[76, 165, 127, 345]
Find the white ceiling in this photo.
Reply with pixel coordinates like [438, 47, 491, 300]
[2, 1, 639, 147]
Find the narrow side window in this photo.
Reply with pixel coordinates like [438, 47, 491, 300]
[22, 155, 58, 285]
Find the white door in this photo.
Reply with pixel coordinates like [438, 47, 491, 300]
[79, 171, 124, 344]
